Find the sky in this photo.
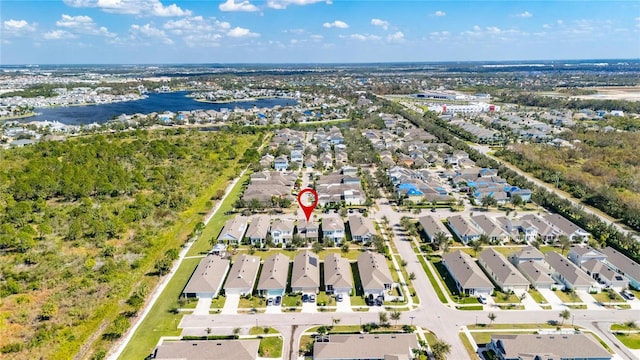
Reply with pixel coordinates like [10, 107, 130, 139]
[1, 0, 639, 64]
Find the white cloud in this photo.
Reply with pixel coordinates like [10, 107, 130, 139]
[63, 0, 191, 17]
[543, 24, 552, 29]
[43, 30, 77, 40]
[219, 0, 259, 12]
[515, 11, 532, 18]
[2, 19, 37, 37]
[163, 16, 230, 46]
[433, 10, 446, 17]
[266, 0, 328, 10]
[386, 31, 404, 43]
[344, 33, 381, 41]
[130, 23, 173, 44]
[55, 14, 115, 37]
[227, 26, 260, 38]
[371, 18, 389, 30]
[323, 20, 348, 29]
[557, 19, 564, 25]
[309, 34, 323, 41]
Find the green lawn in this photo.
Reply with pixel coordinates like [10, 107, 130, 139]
[528, 289, 547, 304]
[455, 245, 556, 259]
[211, 296, 226, 309]
[187, 173, 250, 257]
[350, 296, 367, 306]
[492, 291, 521, 304]
[457, 305, 484, 310]
[591, 290, 625, 303]
[611, 323, 639, 331]
[614, 333, 640, 349]
[424, 331, 439, 347]
[238, 296, 266, 309]
[471, 331, 537, 345]
[419, 255, 447, 303]
[468, 323, 576, 330]
[317, 292, 334, 306]
[459, 333, 480, 359]
[430, 256, 479, 304]
[259, 336, 283, 358]
[553, 290, 582, 303]
[283, 294, 301, 307]
[118, 257, 201, 359]
[250, 327, 279, 335]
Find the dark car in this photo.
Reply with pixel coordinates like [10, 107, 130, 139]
[375, 298, 383, 306]
[621, 290, 635, 300]
[274, 296, 282, 305]
[302, 294, 309, 303]
[366, 297, 374, 306]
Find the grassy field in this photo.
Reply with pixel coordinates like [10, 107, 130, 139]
[259, 336, 283, 358]
[238, 296, 266, 309]
[454, 245, 557, 259]
[459, 333, 480, 359]
[611, 323, 639, 331]
[419, 255, 447, 303]
[468, 323, 576, 330]
[211, 296, 226, 309]
[250, 327, 279, 335]
[492, 291, 521, 304]
[471, 331, 538, 344]
[553, 290, 582, 303]
[430, 256, 480, 304]
[528, 288, 548, 304]
[614, 333, 640, 349]
[591, 290, 625, 303]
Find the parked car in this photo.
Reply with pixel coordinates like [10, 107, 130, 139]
[336, 294, 343, 302]
[478, 295, 487, 304]
[267, 298, 274, 306]
[375, 298, 383, 306]
[309, 294, 316, 302]
[275, 296, 282, 305]
[621, 290, 635, 300]
[302, 294, 309, 303]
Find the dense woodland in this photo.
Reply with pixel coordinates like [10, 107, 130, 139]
[496, 92, 640, 113]
[0, 129, 260, 359]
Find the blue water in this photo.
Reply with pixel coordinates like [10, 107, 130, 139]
[25, 91, 297, 125]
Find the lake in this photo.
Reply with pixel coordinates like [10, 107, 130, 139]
[25, 91, 297, 125]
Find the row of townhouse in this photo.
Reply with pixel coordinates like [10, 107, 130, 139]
[441, 212, 591, 245]
[242, 171, 297, 205]
[316, 169, 366, 206]
[217, 214, 376, 246]
[568, 245, 640, 290]
[182, 251, 394, 300]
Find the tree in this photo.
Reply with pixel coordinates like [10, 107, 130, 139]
[624, 320, 637, 335]
[312, 241, 324, 254]
[481, 195, 497, 209]
[379, 311, 389, 326]
[431, 339, 451, 360]
[390, 310, 401, 326]
[341, 242, 349, 253]
[487, 312, 496, 327]
[510, 194, 524, 209]
[558, 235, 572, 255]
[470, 240, 483, 256]
[371, 235, 386, 254]
[559, 309, 571, 326]
[40, 301, 58, 320]
[409, 272, 416, 281]
[433, 232, 449, 251]
[154, 257, 172, 276]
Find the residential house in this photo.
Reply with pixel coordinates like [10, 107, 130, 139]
[274, 156, 289, 171]
[507, 246, 555, 289]
[442, 250, 494, 296]
[601, 247, 640, 290]
[217, 216, 248, 244]
[418, 215, 452, 243]
[257, 253, 290, 298]
[581, 259, 628, 290]
[321, 216, 345, 243]
[270, 218, 295, 246]
[488, 334, 611, 360]
[478, 248, 529, 293]
[291, 250, 320, 294]
[324, 253, 353, 296]
[245, 215, 270, 246]
[298, 219, 319, 241]
[259, 154, 274, 168]
[447, 215, 482, 244]
[545, 252, 597, 292]
[568, 246, 607, 266]
[471, 214, 510, 244]
[183, 255, 230, 298]
[357, 251, 394, 299]
[544, 214, 591, 242]
[223, 254, 260, 296]
[495, 216, 537, 242]
[313, 334, 418, 360]
[348, 214, 376, 243]
[154, 339, 260, 360]
[290, 149, 303, 163]
[520, 214, 558, 243]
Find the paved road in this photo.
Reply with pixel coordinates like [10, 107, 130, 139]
[472, 144, 640, 242]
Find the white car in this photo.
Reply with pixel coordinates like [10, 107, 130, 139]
[478, 295, 487, 304]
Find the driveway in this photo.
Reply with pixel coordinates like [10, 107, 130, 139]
[335, 296, 352, 312]
[265, 302, 282, 314]
[537, 289, 565, 310]
[194, 297, 212, 315]
[221, 294, 240, 315]
[576, 290, 603, 310]
[301, 301, 317, 313]
[519, 292, 542, 310]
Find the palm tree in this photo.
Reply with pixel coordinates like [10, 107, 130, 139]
[625, 320, 637, 335]
[379, 311, 389, 326]
[470, 240, 483, 256]
[559, 309, 571, 326]
[433, 232, 449, 251]
[431, 339, 451, 360]
[488, 312, 496, 327]
[558, 235, 572, 255]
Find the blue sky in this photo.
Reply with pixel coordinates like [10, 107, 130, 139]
[1, 0, 639, 64]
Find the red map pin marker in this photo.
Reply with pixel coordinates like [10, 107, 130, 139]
[297, 188, 319, 222]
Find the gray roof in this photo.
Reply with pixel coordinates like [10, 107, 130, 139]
[224, 254, 261, 291]
[491, 334, 611, 360]
[271, 218, 295, 233]
[245, 215, 270, 240]
[324, 253, 353, 289]
[582, 259, 627, 284]
[183, 255, 230, 296]
[545, 252, 594, 287]
[509, 246, 545, 263]
[602, 247, 640, 282]
[314, 334, 418, 360]
[520, 214, 555, 238]
[442, 250, 494, 290]
[291, 250, 320, 290]
[544, 213, 587, 236]
[257, 253, 290, 291]
[471, 214, 509, 238]
[322, 215, 345, 231]
[357, 251, 393, 291]
[154, 339, 260, 360]
[348, 214, 376, 238]
[298, 219, 319, 232]
[447, 215, 482, 237]
[418, 215, 451, 239]
[516, 260, 555, 286]
[478, 248, 529, 288]
[218, 216, 248, 242]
